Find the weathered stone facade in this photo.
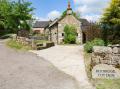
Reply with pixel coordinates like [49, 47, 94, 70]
[50, 24, 58, 43]
[91, 45, 120, 68]
[48, 15, 82, 44]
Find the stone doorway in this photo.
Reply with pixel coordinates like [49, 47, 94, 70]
[82, 32, 86, 43]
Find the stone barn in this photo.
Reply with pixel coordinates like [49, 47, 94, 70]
[33, 21, 50, 34]
[45, 1, 90, 44]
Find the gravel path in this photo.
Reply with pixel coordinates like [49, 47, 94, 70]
[0, 42, 79, 89]
[32, 45, 95, 89]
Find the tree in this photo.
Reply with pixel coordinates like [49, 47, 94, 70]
[9, 0, 34, 32]
[101, 0, 120, 44]
[0, 0, 11, 35]
[101, 0, 120, 25]
[61, 10, 80, 19]
[64, 25, 77, 44]
[0, 0, 34, 36]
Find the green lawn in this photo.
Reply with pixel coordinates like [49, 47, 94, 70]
[84, 52, 120, 89]
[6, 39, 32, 51]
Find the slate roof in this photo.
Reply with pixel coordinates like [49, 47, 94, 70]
[79, 19, 90, 26]
[33, 18, 90, 29]
[33, 21, 50, 28]
[49, 17, 90, 28]
[49, 18, 59, 27]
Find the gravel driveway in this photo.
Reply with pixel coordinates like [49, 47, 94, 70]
[0, 41, 79, 89]
[32, 45, 95, 89]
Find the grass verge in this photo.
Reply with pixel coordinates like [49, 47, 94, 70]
[6, 39, 32, 51]
[84, 52, 92, 79]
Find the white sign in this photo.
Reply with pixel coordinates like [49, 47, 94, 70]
[92, 64, 120, 79]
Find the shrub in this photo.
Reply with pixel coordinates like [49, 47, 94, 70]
[101, 25, 120, 45]
[64, 25, 77, 44]
[84, 38, 105, 53]
[67, 34, 76, 44]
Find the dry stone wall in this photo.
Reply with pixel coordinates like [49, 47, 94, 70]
[16, 36, 54, 50]
[16, 36, 31, 46]
[91, 45, 120, 68]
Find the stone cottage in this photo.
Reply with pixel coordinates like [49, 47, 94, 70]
[33, 21, 50, 34]
[45, 1, 90, 44]
[33, 1, 90, 44]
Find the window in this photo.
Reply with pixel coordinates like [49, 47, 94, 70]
[77, 33, 78, 36]
[62, 33, 64, 36]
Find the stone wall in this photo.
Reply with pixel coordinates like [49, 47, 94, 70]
[50, 25, 58, 43]
[16, 36, 31, 45]
[91, 45, 120, 68]
[16, 36, 54, 50]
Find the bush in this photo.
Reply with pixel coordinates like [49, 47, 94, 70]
[67, 34, 76, 43]
[84, 38, 105, 53]
[102, 25, 120, 45]
[64, 25, 77, 44]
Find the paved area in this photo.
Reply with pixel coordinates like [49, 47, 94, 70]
[0, 42, 79, 89]
[32, 45, 95, 89]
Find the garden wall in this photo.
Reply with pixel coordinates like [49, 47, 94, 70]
[91, 45, 120, 68]
[16, 36, 54, 50]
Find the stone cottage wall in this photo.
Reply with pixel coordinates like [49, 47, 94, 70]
[58, 15, 82, 44]
[91, 45, 120, 68]
[50, 25, 58, 43]
[48, 15, 83, 44]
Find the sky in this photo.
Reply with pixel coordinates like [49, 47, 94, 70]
[27, 0, 111, 21]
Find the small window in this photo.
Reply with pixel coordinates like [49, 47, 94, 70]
[62, 33, 64, 36]
[77, 33, 78, 36]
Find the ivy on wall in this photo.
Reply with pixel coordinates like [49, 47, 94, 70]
[64, 25, 77, 44]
